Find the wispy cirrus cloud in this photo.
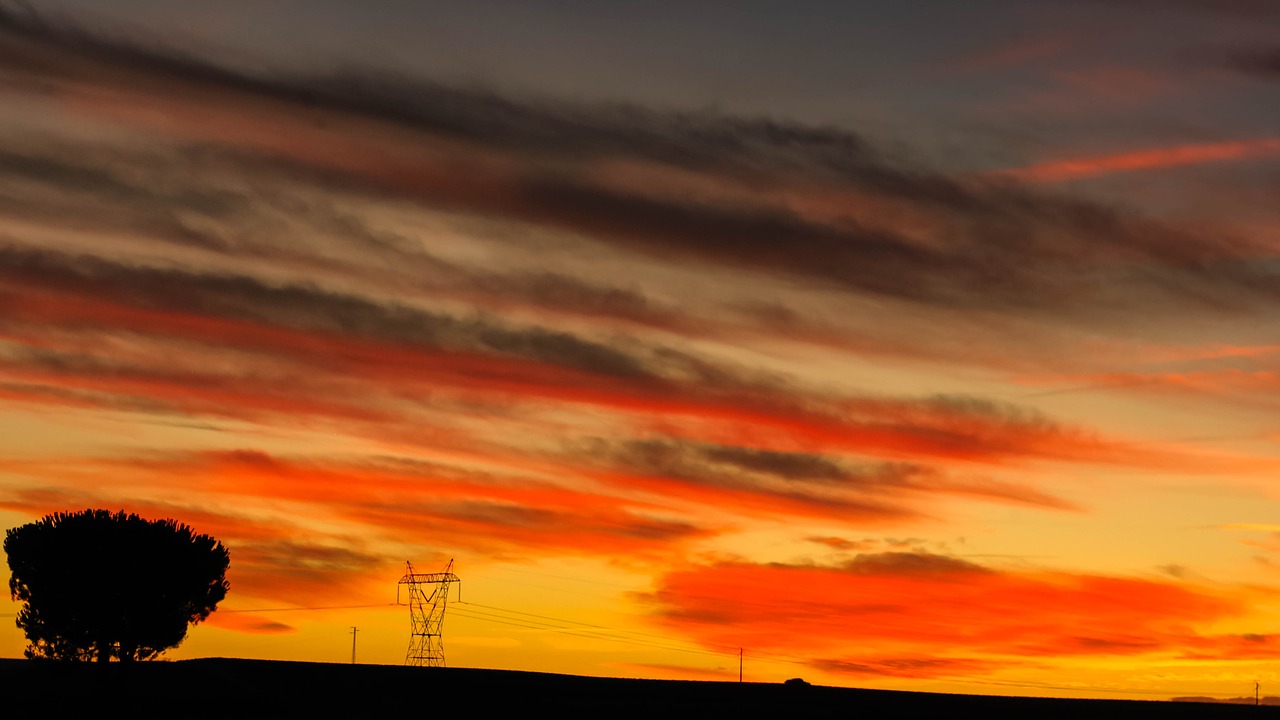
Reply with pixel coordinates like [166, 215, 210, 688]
[2, 3, 1280, 690]
[2, 7, 1277, 329]
[578, 437, 1079, 516]
[0, 243, 1205, 482]
[0, 9, 1270, 573]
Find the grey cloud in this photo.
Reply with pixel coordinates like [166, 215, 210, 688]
[4, 7, 1276, 324]
[358, 499, 707, 546]
[1224, 46, 1280, 79]
[603, 438, 916, 488]
[841, 551, 991, 576]
[0, 137, 702, 333]
[699, 445, 856, 483]
[1068, 0, 1280, 16]
[582, 438, 919, 520]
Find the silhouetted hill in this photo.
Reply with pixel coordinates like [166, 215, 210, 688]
[1, 658, 1276, 718]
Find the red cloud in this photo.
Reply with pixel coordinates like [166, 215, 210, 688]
[993, 138, 1280, 183]
[643, 554, 1269, 678]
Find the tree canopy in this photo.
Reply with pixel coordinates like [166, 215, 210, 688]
[4, 509, 230, 662]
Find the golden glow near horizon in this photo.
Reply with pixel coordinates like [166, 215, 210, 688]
[3, 3, 1280, 703]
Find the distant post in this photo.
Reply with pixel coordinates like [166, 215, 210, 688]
[739, 647, 743, 683]
[350, 626, 358, 664]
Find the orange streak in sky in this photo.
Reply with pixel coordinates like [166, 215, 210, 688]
[995, 138, 1280, 183]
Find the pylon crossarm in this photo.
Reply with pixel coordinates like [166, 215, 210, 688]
[399, 572, 459, 584]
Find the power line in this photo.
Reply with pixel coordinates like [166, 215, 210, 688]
[449, 599, 1253, 701]
[450, 603, 733, 661]
[205, 581, 1256, 703]
[951, 677, 1242, 698]
[4, 568, 1259, 701]
[453, 601, 817, 669]
[458, 600, 739, 652]
[219, 603, 397, 614]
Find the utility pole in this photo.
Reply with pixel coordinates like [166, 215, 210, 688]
[350, 626, 358, 664]
[1256, 681, 1260, 706]
[739, 647, 743, 683]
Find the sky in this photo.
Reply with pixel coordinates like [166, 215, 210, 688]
[2, 0, 1280, 701]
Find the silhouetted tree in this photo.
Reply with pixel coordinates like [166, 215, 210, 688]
[4, 509, 230, 662]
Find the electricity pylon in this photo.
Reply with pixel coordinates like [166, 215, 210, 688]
[398, 559, 460, 667]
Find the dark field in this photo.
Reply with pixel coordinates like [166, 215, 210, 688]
[1, 658, 1276, 718]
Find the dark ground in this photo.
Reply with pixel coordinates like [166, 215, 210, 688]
[1, 658, 1275, 718]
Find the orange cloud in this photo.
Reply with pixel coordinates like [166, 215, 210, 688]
[0, 449, 717, 571]
[994, 138, 1280, 183]
[644, 554, 1268, 678]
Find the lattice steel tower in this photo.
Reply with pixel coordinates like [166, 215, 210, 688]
[398, 559, 460, 667]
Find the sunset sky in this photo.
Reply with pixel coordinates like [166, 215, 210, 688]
[3, 0, 1280, 700]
